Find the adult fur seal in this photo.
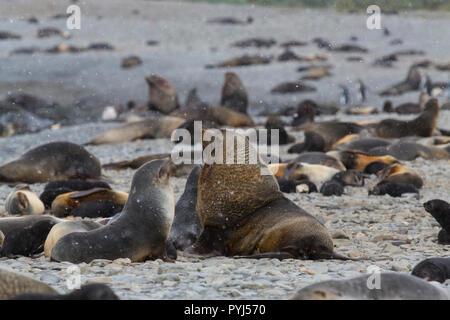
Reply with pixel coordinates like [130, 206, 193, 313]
[168, 165, 202, 250]
[327, 150, 398, 171]
[375, 98, 439, 138]
[44, 220, 103, 257]
[290, 273, 449, 300]
[412, 258, 450, 283]
[0, 142, 102, 184]
[0, 268, 58, 299]
[423, 199, 450, 244]
[220, 72, 248, 114]
[50, 188, 128, 218]
[289, 152, 346, 171]
[5, 185, 45, 215]
[86, 117, 185, 145]
[8, 283, 119, 300]
[50, 160, 175, 263]
[376, 164, 423, 189]
[368, 141, 449, 161]
[192, 130, 349, 260]
[145, 75, 179, 114]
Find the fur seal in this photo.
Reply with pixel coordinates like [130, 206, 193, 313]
[0, 216, 61, 238]
[220, 72, 248, 114]
[51, 188, 128, 218]
[377, 164, 423, 189]
[327, 150, 398, 171]
[0, 142, 102, 184]
[192, 130, 348, 260]
[320, 180, 344, 196]
[50, 159, 175, 263]
[368, 141, 449, 161]
[334, 137, 391, 152]
[289, 152, 346, 171]
[423, 199, 450, 244]
[369, 181, 419, 197]
[8, 283, 119, 300]
[145, 75, 179, 114]
[40, 179, 112, 209]
[375, 98, 439, 138]
[412, 258, 450, 283]
[44, 220, 103, 257]
[0, 219, 59, 257]
[206, 55, 272, 68]
[264, 116, 295, 145]
[168, 165, 202, 250]
[290, 273, 449, 300]
[0, 268, 58, 299]
[379, 66, 422, 96]
[5, 185, 45, 215]
[86, 117, 185, 145]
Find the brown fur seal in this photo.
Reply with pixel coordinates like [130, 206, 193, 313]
[412, 258, 450, 283]
[0, 268, 58, 299]
[192, 130, 348, 260]
[375, 98, 439, 138]
[51, 188, 128, 218]
[220, 72, 248, 114]
[8, 283, 119, 300]
[145, 75, 179, 114]
[327, 150, 398, 171]
[205, 55, 272, 69]
[0, 142, 102, 184]
[423, 199, 450, 244]
[290, 273, 448, 300]
[379, 66, 422, 96]
[289, 152, 346, 171]
[44, 220, 103, 257]
[377, 164, 423, 189]
[5, 185, 45, 215]
[86, 116, 185, 145]
[50, 159, 175, 263]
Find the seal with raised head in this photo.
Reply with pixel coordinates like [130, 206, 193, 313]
[50, 159, 175, 263]
[5, 185, 45, 215]
[412, 258, 450, 283]
[375, 98, 439, 138]
[290, 273, 449, 300]
[145, 75, 179, 114]
[0, 142, 102, 184]
[220, 72, 248, 114]
[192, 129, 349, 260]
[0, 268, 58, 299]
[423, 199, 450, 244]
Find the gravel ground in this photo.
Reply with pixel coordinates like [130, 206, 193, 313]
[0, 0, 449, 300]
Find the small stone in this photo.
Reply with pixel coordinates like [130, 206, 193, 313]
[391, 261, 410, 272]
[332, 230, 350, 239]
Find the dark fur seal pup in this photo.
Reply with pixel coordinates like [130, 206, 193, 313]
[292, 121, 364, 152]
[51, 188, 128, 218]
[5, 185, 45, 215]
[264, 116, 295, 145]
[0, 268, 58, 299]
[290, 273, 449, 300]
[327, 150, 398, 171]
[291, 101, 316, 126]
[192, 130, 349, 260]
[412, 258, 450, 283]
[168, 166, 202, 250]
[51, 160, 175, 263]
[377, 164, 423, 189]
[44, 220, 104, 257]
[368, 141, 449, 161]
[369, 181, 419, 197]
[375, 98, 439, 139]
[145, 75, 179, 114]
[86, 117, 185, 145]
[0, 219, 59, 257]
[424, 199, 450, 245]
[40, 179, 111, 209]
[289, 152, 346, 171]
[363, 161, 389, 174]
[8, 283, 119, 300]
[288, 131, 326, 154]
[0, 216, 61, 238]
[277, 178, 317, 194]
[0, 142, 102, 184]
[320, 180, 344, 197]
[220, 72, 248, 114]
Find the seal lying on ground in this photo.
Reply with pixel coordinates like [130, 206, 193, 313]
[423, 199, 450, 244]
[327, 150, 398, 171]
[368, 141, 449, 161]
[5, 185, 45, 215]
[0, 268, 58, 299]
[290, 273, 449, 300]
[190, 130, 350, 260]
[412, 258, 450, 283]
[0, 142, 102, 184]
[50, 160, 175, 263]
[8, 283, 119, 300]
[375, 98, 439, 138]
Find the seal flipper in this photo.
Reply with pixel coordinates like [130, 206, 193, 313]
[233, 252, 296, 260]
